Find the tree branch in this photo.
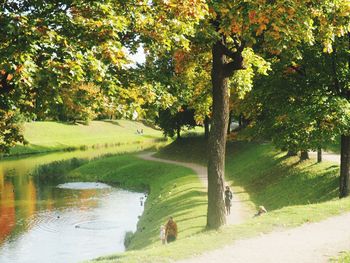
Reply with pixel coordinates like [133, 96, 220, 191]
[218, 41, 245, 60]
[223, 48, 245, 77]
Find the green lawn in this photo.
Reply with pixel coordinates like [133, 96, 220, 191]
[10, 120, 164, 155]
[93, 137, 350, 263]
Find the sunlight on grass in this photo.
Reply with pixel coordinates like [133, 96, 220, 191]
[67, 154, 207, 252]
[10, 120, 164, 155]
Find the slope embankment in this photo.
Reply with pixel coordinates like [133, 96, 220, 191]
[9, 120, 164, 156]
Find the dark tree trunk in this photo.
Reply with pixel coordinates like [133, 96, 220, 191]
[207, 41, 228, 229]
[339, 135, 350, 198]
[339, 33, 350, 198]
[227, 110, 232, 134]
[300, 150, 309, 161]
[176, 126, 181, 140]
[204, 115, 210, 139]
[238, 114, 243, 127]
[286, 150, 298, 157]
[317, 148, 322, 163]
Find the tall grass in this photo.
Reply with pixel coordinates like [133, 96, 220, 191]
[32, 158, 88, 181]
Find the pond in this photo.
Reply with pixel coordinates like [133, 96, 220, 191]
[0, 145, 150, 263]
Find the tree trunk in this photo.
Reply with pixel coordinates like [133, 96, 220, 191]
[300, 150, 309, 161]
[339, 135, 350, 198]
[317, 148, 322, 163]
[207, 41, 228, 229]
[176, 126, 181, 140]
[238, 114, 243, 127]
[204, 115, 210, 139]
[339, 34, 350, 198]
[286, 150, 298, 157]
[227, 110, 232, 134]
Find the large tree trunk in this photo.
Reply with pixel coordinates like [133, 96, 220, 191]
[300, 150, 309, 161]
[207, 41, 228, 229]
[204, 115, 210, 139]
[317, 148, 322, 163]
[339, 135, 350, 198]
[339, 33, 350, 198]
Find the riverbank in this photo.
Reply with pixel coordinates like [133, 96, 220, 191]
[89, 137, 350, 263]
[9, 120, 164, 156]
[66, 154, 207, 251]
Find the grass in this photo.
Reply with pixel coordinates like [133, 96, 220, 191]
[157, 137, 341, 209]
[10, 120, 164, 156]
[331, 252, 350, 262]
[66, 154, 207, 251]
[87, 136, 350, 263]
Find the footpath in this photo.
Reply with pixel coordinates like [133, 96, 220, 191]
[139, 151, 350, 263]
[138, 152, 248, 225]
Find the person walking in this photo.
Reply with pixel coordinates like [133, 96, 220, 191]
[165, 216, 177, 243]
[224, 186, 233, 215]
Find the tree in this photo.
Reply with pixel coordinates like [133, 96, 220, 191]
[139, 0, 349, 228]
[156, 107, 197, 139]
[201, 1, 335, 229]
[0, 110, 24, 153]
[0, 0, 141, 148]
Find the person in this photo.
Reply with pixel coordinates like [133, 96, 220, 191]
[254, 205, 267, 217]
[160, 225, 166, 245]
[140, 196, 144, 206]
[165, 216, 177, 243]
[224, 186, 233, 215]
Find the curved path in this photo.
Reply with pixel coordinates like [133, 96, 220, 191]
[139, 152, 350, 263]
[138, 152, 248, 225]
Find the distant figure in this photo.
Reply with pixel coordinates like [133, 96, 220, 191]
[160, 225, 166, 245]
[165, 217, 178, 243]
[140, 196, 144, 206]
[254, 206, 267, 217]
[224, 186, 233, 215]
[140, 129, 143, 134]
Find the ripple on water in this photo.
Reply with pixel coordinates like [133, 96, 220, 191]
[74, 220, 120, 230]
[56, 182, 112, 190]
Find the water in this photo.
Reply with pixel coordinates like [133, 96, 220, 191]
[0, 145, 151, 263]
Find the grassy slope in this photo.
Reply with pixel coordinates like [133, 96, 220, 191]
[11, 120, 163, 155]
[67, 154, 207, 252]
[88, 137, 350, 263]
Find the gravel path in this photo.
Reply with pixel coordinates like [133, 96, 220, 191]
[138, 152, 248, 225]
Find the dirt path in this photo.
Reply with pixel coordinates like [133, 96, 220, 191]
[177, 212, 350, 263]
[138, 152, 248, 225]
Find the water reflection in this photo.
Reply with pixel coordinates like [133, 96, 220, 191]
[0, 144, 154, 262]
[0, 181, 144, 263]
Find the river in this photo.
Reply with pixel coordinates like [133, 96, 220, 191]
[0, 144, 153, 263]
